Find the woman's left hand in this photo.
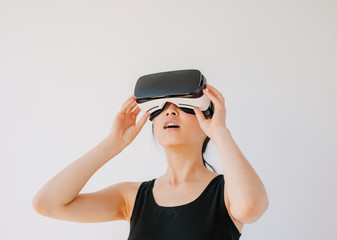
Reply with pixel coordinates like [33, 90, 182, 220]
[193, 83, 228, 140]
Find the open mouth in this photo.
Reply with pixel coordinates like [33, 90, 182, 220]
[164, 125, 180, 130]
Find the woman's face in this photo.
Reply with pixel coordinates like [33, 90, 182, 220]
[152, 102, 208, 148]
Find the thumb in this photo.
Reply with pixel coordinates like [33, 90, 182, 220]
[193, 108, 206, 123]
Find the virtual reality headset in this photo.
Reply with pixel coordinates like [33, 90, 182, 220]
[134, 69, 214, 121]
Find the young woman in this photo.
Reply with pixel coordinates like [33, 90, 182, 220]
[32, 84, 268, 239]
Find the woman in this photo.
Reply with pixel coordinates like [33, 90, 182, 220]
[32, 83, 268, 239]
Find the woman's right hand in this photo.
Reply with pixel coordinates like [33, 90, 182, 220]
[108, 94, 150, 148]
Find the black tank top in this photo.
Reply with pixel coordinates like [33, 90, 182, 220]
[127, 174, 242, 240]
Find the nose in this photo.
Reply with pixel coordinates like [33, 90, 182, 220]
[163, 102, 179, 117]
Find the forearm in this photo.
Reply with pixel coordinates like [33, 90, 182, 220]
[33, 134, 124, 208]
[212, 128, 268, 218]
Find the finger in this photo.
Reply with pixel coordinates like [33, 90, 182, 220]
[193, 108, 206, 122]
[205, 84, 224, 100]
[131, 105, 141, 117]
[205, 84, 224, 101]
[120, 98, 135, 114]
[135, 112, 150, 134]
[123, 95, 134, 107]
[203, 88, 222, 106]
[126, 101, 137, 115]
[123, 94, 134, 104]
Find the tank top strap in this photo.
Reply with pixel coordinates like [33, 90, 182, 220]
[128, 174, 242, 240]
[129, 178, 154, 223]
[130, 175, 223, 222]
[149, 174, 224, 209]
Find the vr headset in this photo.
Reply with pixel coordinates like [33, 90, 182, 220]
[134, 69, 214, 121]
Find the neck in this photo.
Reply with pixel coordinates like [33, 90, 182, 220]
[162, 144, 209, 185]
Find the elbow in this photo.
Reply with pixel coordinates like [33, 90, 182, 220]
[32, 195, 54, 216]
[233, 197, 269, 224]
[32, 195, 43, 214]
[32, 195, 48, 214]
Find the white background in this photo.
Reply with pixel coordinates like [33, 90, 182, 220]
[1, 0, 336, 239]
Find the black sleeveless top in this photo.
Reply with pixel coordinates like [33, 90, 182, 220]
[127, 174, 242, 240]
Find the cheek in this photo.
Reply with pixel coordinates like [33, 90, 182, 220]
[183, 119, 206, 138]
[190, 124, 206, 138]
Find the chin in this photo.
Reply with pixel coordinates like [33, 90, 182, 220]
[158, 140, 186, 148]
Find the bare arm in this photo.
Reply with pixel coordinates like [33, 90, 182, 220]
[195, 83, 268, 225]
[32, 94, 150, 222]
[213, 128, 269, 224]
[32, 135, 123, 212]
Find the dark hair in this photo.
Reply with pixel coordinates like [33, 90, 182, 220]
[151, 123, 217, 173]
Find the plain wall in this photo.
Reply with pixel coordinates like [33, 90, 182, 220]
[1, 0, 336, 239]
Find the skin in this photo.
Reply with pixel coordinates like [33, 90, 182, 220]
[146, 85, 246, 233]
[32, 83, 267, 235]
[111, 87, 247, 234]
[148, 83, 268, 233]
[152, 101, 213, 185]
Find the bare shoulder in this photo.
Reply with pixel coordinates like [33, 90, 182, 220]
[120, 181, 143, 223]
